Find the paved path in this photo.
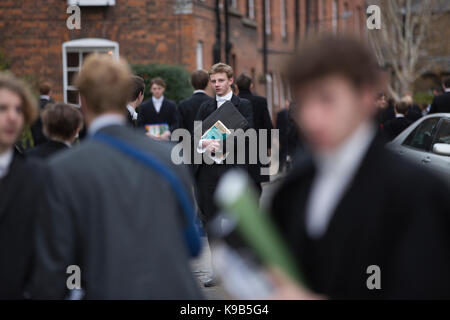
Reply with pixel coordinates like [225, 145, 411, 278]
[190, 176, 284, 299]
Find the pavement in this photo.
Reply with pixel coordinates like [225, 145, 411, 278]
[190, 175, 284, 299]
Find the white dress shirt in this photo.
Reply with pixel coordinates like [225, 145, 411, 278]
[0, 149, 14, 179]
[395, 113, 405, 118]
[305, 122, 376, 239]
[216, 90, 233, 108]
[194, 90, 207, 95]
[126, 104, 138, 121]
[152, 96, 164, 113]
[197, 90, 233, 163]
[88, 114, 126, 136]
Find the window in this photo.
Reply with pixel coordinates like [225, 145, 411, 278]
[434, 120, 450, 145]
[196, 41, 203, 70]
[273, 74, 279, 108]
[265, 0, 271, 35]
[332, 0, 339, 33]
[355, 6, 362, 35]
[280, 0, 287, 38]
[403, 118, 440, 151]
[62, 38, 119, 106]
[266, 74, 273, 116]
[229, 0, 238, 9]
[247, 0, 255, 20]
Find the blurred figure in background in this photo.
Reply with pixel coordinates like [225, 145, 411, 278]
[137, 77, 178, 140]
[382, 100, 413, 142]
[271, 36, 450, 299]
[236, 73, 273, 195]
[0, 72, 41, 299]
[30, 81, 54, 147]
[276, 100, 299, 173]
[178, 70, 213, 136]
[402, 94, 422, 123]
[126, 75, 145, 127]
[26, 103, 83, 159]
[430, 78, 450, 114]
[375, 92, 394, 130]
[30, 54, 202, 299]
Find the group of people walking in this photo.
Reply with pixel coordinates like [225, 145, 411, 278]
[1, 34, 449, 300]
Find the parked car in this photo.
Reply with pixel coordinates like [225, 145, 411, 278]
[387, 113, 450, 185]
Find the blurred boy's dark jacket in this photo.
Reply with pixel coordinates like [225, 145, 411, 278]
[271, 134, 450, 299]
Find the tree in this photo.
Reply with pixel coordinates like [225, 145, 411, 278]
[367, 0, 441, 100]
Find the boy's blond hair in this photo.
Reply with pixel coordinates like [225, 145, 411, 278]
[75, 54, 132, 115]
[208, 63, 234, 79]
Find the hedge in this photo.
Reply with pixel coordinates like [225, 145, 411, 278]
[131, 64, 193, 103]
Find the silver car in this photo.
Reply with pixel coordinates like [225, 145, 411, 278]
[387, 113, 450, 185]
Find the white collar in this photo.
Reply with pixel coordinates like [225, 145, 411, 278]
[445, 88, 450, 93]
[395, 113, 405, 118]
[152, 96, 164, 103]
[194, 90, 207, 95]
[216, 90, 233, 102]
[0, 148, 14, 179]
[88, 114, 126, 136]
[40, 95, 50, 100]
[126, 104, 138, 120]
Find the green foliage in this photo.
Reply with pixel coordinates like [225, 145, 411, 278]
[131, 64, 193, 103]
[414, 92, 433, 106]
[19, 125, 34, 150]
[0, 50, 10, 71]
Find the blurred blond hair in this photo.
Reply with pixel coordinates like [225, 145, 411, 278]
[75, 53, 132, 115]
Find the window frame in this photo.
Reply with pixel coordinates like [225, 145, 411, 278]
[62, 38, 119, 106]
[402, 117, 442, 153]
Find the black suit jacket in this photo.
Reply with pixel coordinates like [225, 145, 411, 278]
[430, 92, 450, 114]
[137, 98, 179, 132]
[0, 153, 43, 299]
[26, 140, 68, 159]
[194, 95, 253, 221]
[383, 116, 413, 141]
[238, 90, 273, 183]
[178, 92, 213, 135]
[31, 98, 53, 146]
[271, 134, 450, 299]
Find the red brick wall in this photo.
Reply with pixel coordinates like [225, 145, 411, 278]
[0, 0, 367, 107]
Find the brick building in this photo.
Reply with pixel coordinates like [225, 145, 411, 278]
[0, 0, 366, 116]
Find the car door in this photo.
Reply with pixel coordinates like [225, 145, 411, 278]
[399, 117, 441, 166]
[425, 118, 450, 183]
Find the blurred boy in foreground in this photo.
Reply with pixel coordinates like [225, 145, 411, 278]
[270, 36, 450, 299]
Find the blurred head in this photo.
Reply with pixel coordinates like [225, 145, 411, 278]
[150, 77, 166, 99]
[39, 81, 52, 96]
[432, 87, 443, 96]
[285, 35, 380, 153]
[0, 72, 38, 153]
[443, 78, 450, 90]
[236, 74, 253, 92]
[130, 75, 145, 105]
[209, 63, 234, 97]
[42, 103, 83, 144]
[75, 54, 132, 127]
[191, 70, 209, 91]
[375, 92, 388, 109]
[394, 100, 409, 115]
[400, 95, 414, 107]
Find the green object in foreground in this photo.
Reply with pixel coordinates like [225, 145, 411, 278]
[215, 170, 306, 286]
